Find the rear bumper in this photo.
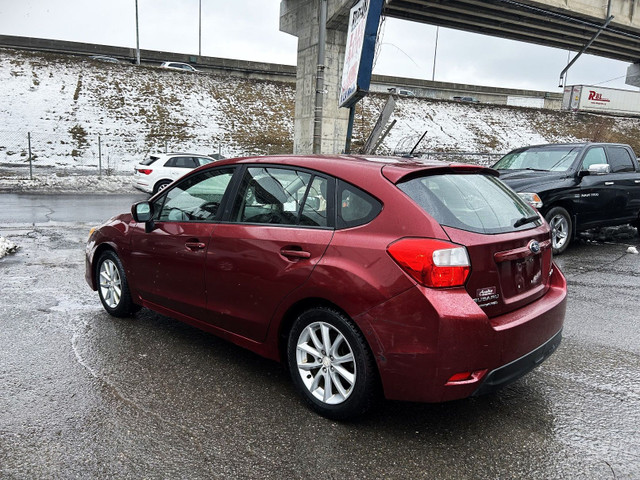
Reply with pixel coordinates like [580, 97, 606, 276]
[472, 328, 562, 396]
[132, 178, 152, 194]
[357, 263, 567, 403]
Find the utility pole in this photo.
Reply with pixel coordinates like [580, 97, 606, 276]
[432, 26, 439, 82]
[135, 0, 141, 65]
[199, 0, 202, 57]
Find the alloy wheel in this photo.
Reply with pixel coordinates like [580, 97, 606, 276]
[99, 258, 122, 309]
[550, 214, 569, 250]
[295, 321, 356, 405]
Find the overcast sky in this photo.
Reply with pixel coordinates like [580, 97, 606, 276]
[0, 0, 633, 92]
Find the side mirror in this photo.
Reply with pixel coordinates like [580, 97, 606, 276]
[578, 163, 610, 178]
[131, 202, 155, 232]
[588, 163, 610, 175]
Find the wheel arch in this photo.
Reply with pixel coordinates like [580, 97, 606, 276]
[89, 242, 119, 290]
[276, 297, 380, 377]
[543, 200, 577, 237]
[153, 178, 172, 193]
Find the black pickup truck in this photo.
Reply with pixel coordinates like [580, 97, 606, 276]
[493, 142, 640, 254]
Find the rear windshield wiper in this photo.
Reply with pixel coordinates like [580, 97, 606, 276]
[513, 215, 540, 228]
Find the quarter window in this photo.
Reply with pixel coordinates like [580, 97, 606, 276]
[337, 180, 382, 228]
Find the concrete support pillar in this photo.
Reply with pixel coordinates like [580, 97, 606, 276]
[280, 0, 350, 154]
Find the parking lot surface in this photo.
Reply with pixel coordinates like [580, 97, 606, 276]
[1, 194, 639, 479]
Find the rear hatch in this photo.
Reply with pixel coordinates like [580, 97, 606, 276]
[134, 155, 160, 175]
[395, 167, 552, 318]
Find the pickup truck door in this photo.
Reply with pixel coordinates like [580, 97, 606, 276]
[605, 145, 640, 220]
[575, 146, 626, 228]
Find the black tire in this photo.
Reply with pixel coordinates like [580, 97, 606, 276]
[287, 307, 378, 420]
[95, 250, 139, 317]
[545, 206, 572, 255]
[153, 179, 172, 194]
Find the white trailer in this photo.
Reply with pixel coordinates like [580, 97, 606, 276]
[562, 85, 640, 116]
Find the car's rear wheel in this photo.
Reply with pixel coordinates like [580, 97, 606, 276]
[287, 307, 378, 420]
[153, 180, 172, 194]
[545, 206, 572, 255]
[96, 251, 139, 317]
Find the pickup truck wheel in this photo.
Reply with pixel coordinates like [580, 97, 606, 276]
[545, 207, 572, 255]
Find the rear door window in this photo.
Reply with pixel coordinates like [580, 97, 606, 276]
[607, 146, 636, 173]
[398, 173, 540, 234]
[174, 157, 198, 168]
[232, 167, 331, 228]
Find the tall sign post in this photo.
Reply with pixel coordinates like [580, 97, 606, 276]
[339, 0, 384, 153]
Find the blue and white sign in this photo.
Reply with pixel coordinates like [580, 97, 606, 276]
[339, 0, 384, 108]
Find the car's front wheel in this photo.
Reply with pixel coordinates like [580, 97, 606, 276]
[96, 250, 139, 317]
[545, 206, 572, 255]
[287, 307, 378, 420]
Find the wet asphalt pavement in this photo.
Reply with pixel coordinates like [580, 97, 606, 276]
[1, 194, 639, 479]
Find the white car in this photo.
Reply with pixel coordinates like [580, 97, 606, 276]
[133, 153, 215, 194]
[160, 61, 199, 73]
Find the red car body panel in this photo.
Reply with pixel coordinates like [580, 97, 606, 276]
[357, 266, 566, 402]
[204, 223, 334, 342]
[129, 221, 213, 320]
[86, 155, 567, 404]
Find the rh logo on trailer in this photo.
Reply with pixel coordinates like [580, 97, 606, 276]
[588, 90, 610, 103]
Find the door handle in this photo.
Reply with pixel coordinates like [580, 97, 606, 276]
[604, 181, 614, 185]
[280, 248, 311, 259]
[185, 241, 206, 250]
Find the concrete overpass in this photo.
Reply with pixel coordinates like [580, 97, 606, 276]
[281, 0, 640, 154]
[384, 0, 640, 63]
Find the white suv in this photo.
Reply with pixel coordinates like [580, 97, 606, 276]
[133, 153, 215, 194]
[160, 62, 199, 72]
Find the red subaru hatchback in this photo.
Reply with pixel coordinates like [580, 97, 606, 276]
[86, 155, 566, 419]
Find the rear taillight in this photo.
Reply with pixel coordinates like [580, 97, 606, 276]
[387, 238, 470, 288]
[137, 169, 153, 175]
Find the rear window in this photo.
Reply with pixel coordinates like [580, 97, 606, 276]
[141, 155, 160, 166]
[398, 173, 540, 234]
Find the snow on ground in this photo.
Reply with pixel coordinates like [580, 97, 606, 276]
[0, 236, 18, 258]
[0, 173, 136, 193]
